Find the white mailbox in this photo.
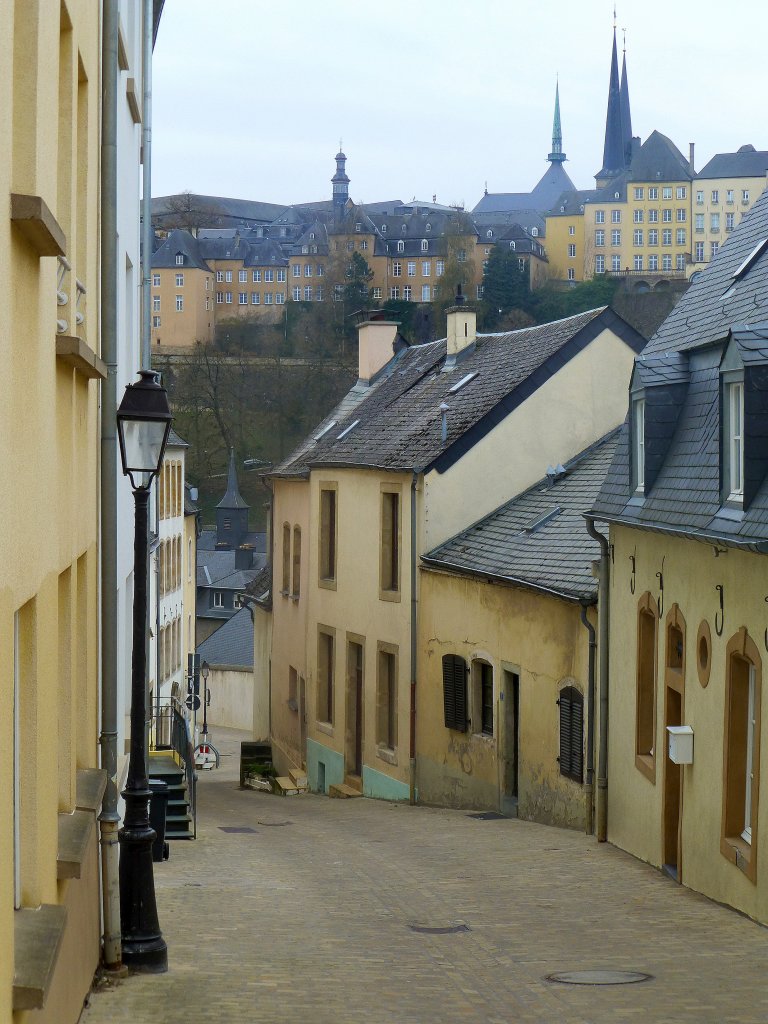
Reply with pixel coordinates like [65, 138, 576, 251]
[667, 725, 694, 765]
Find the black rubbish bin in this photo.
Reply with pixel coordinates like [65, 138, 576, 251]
[148, 778, 170, 862]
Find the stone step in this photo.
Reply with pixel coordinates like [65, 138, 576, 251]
[344, 774, 362, 793]
[274, 776, 300, 796]
[329, 783, 362, 799]
[288, 769, 308, 790]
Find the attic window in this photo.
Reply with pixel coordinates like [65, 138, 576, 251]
[531, 227, 539, 237]
[175, 253, 184, 265]
[397, 240, 405, 253]
[313, 420, 337, 441]
[509, 241, 516, 250]
[448, 372, 478, 394]
[731, 238, 768, 283]
[426, 223, 432, 232]
[524, 507, 562, 534]
[355, 222, 361, 232]
[421, 239, 429, 252]
[614, 192, 620, 199]
[381, 224, 387, 234]
[486, 229, 493, 238]
[309, 232, 315, 240]
[337, 419, 360, 440]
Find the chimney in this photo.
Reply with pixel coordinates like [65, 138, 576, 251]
[357, 316, 399, 384]
[235, 545, 254, 570]
[689, 142, 695, 176]
[445, 284, 477, 363]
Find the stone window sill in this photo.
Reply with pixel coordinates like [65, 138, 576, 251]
[316, 720, 334, 737]
[376, 745, 397, 766]
[13, 904, 67, 1011]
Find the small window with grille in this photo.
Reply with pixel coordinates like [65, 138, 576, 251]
[558, 685, 583, 783]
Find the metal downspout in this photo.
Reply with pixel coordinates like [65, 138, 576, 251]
[585, 517, 610, 842]
[580, 603, 596, 836]
[409, 473, 418, 805]
[141, 0, 153, 370]
[99, 0, 122, 970]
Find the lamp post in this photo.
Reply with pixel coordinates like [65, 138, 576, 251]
[201, 660, 210, 742]
[116, 369, 172, 972]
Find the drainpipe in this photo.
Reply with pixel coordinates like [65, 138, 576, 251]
[409, 472, 418, 805]
[99, 0, 122, 970]
[141, 0, 153, 370]
[580, 603, 596, 836]
[585, 516, 610, 842]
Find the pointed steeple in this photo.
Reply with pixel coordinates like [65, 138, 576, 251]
[548, 80, 567, 164]
[331, 145, 350, 219]
[595, 26, 625, 186]
[619, 37, 633, 167]
[215, 448, 249, 549]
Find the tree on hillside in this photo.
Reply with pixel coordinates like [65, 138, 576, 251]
[156, 191, 225, 237]
[432, 211, 477, 333]
[343, 251, 374, 311]
[530, 274, 619, 324]
[480, 247, 531, 329]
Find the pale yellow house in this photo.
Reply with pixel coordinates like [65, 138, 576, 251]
[268, 303, 645, 799]
[1, 1, 104, 1019]
[418, 433, 617, 827]
[151, 228, 214, 350]
[590, 187, 768, 922]
[691, 146, 768, 273]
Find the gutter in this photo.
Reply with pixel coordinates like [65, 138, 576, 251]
[579, 602, 597, 836]
[584, 515, 610, 842]
[589, 510, 768, 555]
[409, 473, 418, 805]
[141, 0, 153, 369]
[99, 0, 121, 970]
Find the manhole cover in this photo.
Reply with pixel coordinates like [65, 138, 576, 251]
[546, 970, 652, 986]
[257, 820, 292, 827]
[218, 826, 257, 834]
[467, 811, 506, 820]
[408, 922, 470, 935]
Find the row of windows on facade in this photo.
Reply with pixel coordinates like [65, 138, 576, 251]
[441, 654, 584, 784]
[695, 188, 751, 205]
[591, 229, 689, 248]
[634, 596, 759, 880]
[158, 534, 188, 597]
[595, 254, 687, 273]
[159, 460, 183, 519]
[311, 632, 399, 753]
[592, 207, 688, 227]
[318, 487, 400, 595]
[158, 615, 183, 683]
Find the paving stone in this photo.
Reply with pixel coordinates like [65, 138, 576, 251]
[81, 728, 768, 1024]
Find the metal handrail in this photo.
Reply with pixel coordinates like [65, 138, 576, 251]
[150, 696, 197, 836]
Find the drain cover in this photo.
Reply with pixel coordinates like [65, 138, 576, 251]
[218, 826, 257, 834]
[408, 922, 470, 935]
[467, 811, 506, 821]
[547, 970, 652, 986]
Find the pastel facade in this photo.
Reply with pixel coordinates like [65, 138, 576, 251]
[590, 187, 768, 922]
[268, 305, 644, 804]
[2, 2, 101, 1020]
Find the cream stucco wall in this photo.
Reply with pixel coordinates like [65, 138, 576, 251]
[304, 469, 415, 797]
[418, 568, 593, 827]
[270, 479, 310, 774]
[608, 525, 768, 924]
[1, 1, 102, 1019]
[423, 326, 637, 550]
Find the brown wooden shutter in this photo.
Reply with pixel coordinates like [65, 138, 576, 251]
[442, 654, 467, 731]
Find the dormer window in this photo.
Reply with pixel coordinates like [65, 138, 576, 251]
[486, 229, 493, 239]
[531, 227, 539, 237]
[727, 381, 745, 500]
[355, 222, 361, 232]
[175, 253, 184, 265]
[421, 239, 428, 252]
[632, 397, 646, 493]
[401, 224, 407, 235]
[397, 240, 404, 253]
[381, 224, 387, 234]
[509, 241, 516, 250]
[426, 223, 431, 233]
[309, 232, 315, 240]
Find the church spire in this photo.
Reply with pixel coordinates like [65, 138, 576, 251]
[595, 24, 625, 186]
[547, 80, 566, 163]
[619, 34, 633, 167]
[215, 448, 249, 549]
[331, 146, 350, 219]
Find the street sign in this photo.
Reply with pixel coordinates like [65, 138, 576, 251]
[185, 694, 201, 712]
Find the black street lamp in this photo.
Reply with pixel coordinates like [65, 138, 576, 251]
[116, 369, 172, 972]
[201, 660, 210, 742]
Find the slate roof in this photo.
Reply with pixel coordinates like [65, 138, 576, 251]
[472, 160, 575, 216]
[152, 194, 286, 227]
[196, 606, 254, 669]
[591, 185, 768, 550]
[152, 229, 211, 271]
[197, 550, 266, 588]
[423, 431, 618, 602]
[697, 145, 768, 180]
[245, 565, 272, 609]
[166, 427, 188, 448]
[625, 130, 691, 184]
[271, 306, 645, 479]
[197, 530, 266, 553]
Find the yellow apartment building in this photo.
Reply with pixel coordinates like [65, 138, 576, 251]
[1, 1, 104, 1020]
[151, 229, 214, 350]
[691, 145, 768, 272]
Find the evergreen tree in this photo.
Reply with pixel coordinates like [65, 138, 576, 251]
[480, 247, 531, 328]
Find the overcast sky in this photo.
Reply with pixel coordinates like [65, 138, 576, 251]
[152, 0, 768, 210]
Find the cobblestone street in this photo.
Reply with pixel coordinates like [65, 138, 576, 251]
[81, 729, 767, 1024]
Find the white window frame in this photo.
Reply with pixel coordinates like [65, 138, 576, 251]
[239, 269, 247, 283]
[152, 273, 160, 287]
[729, 381, 745, 499]
[176, 295, 183, 312]
[743, 665, 757, 843]
[634, 397, 645, 492]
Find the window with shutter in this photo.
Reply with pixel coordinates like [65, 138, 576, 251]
[442, 654, 467, 731]
[558, 685, 583, 783]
